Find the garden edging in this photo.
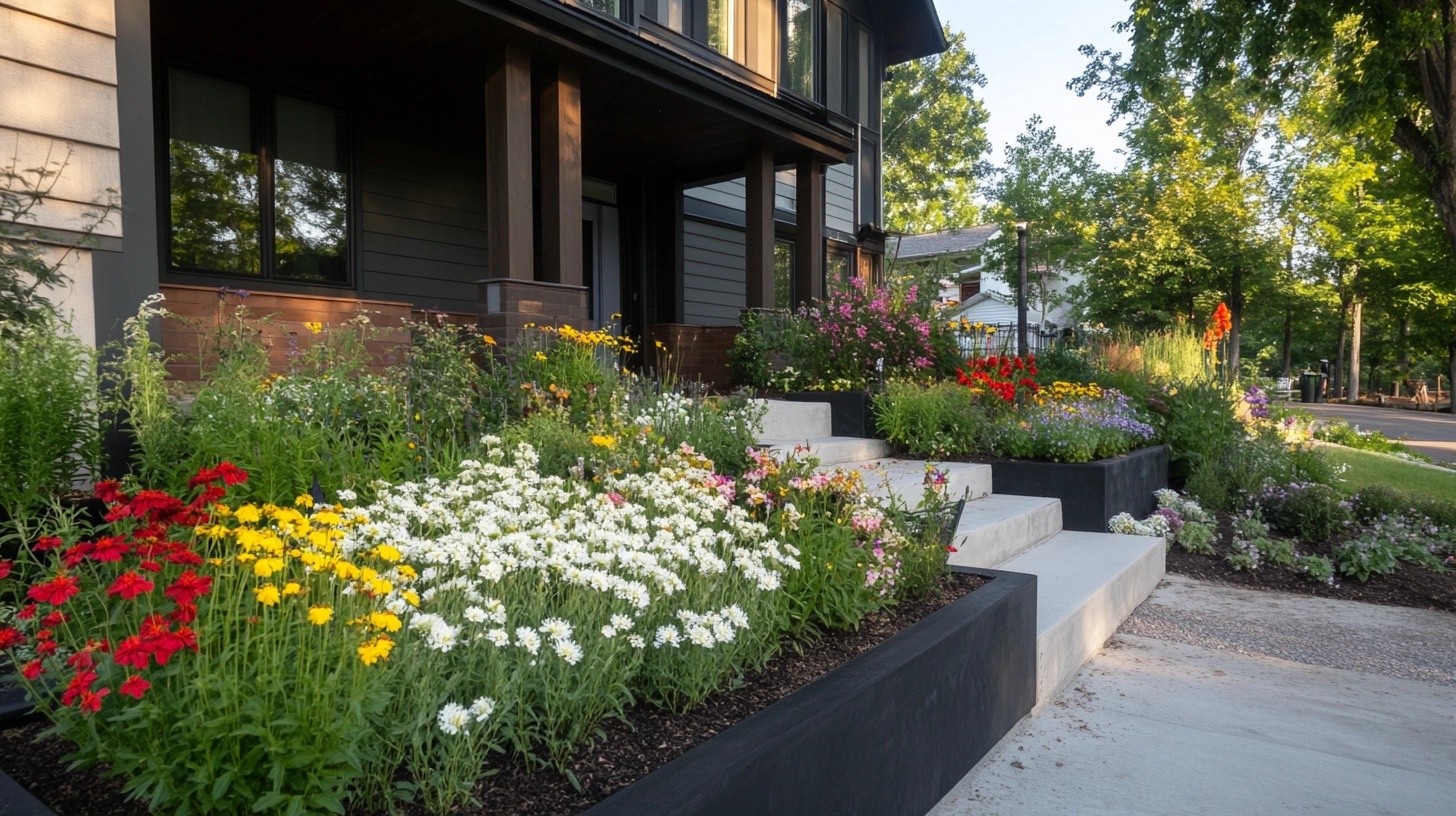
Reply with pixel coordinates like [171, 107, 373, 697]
[992, 445, 1169, 532]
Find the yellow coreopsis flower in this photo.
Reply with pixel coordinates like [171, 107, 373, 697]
[305, 321, 323, 334]
[402, 590, 420, 608]
[368, 611, 403, 632]
[481, 334, 497, 346]
[234, 504, 262, 524]
[534, 351, 548, 361]
[281, 582, 303, 597]
[357, 635, 394, 666]
[333, 561, 361, 581]
[591, 435, 616, 449]
[308, 605, 333, 626]
[373, 544, 402, 563]
[295, 494, 314, 508]
[255, 584, 281, 606]
[253, 557, 286, 578]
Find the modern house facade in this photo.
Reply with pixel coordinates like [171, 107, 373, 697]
[2, 0, 945, 378]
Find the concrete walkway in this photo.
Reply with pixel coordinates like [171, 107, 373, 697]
[928, 575, 1456, 816]
[1296, 402, 1456, 463]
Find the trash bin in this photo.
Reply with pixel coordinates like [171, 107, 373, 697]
[1300, 371, 1322, 403]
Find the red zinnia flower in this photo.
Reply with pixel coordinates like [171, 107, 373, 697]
[20, 660, 43, 681]
[34, 536, 63, 552]
[108, 571, 155, 601]
[89, 536, 130, 562]
[94, 480, 126, 504]
[0, 559, 12, 579]
[79, 687, 109, 714]
[41, 611, 68, 627]
[28, 574, 80, 606]
[36, 640, 57, 657]
[0, 627, 25, 650]
[114, 636, 150, 670]
[16, 603, 38, 621]
[164, 570, 213, 605]
[67, 651, 95, 670]
[138, 560, 161, 573]
[119, 675, 151, 700]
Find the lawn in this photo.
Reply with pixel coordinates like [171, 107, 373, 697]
[1318, 444, 1456, 503]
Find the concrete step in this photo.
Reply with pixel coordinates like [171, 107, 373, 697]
[755, 399, 832, 441]
[820, 459, 993, 507]
[947, 494, 1062, 569]
[996, 530, 1165, 710]
[761, 436, 894, 467]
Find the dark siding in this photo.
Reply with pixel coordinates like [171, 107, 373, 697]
[682, 218, 746, 326]
[356, 124, 489, 314]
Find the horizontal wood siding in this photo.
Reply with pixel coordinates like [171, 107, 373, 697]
[356, 121, 488, 314]
[685, 178, 746, 211]
[682, 217, 746, 326]
[826, 162, 854, 233]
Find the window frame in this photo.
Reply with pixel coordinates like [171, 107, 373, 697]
[779, 0, 819, 104]
[157, 62, 358, 293]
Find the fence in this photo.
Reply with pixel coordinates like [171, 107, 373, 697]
[952, 323, 1062, 358]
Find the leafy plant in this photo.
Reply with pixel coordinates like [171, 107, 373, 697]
[873, 380, 993, 458]
[1253, 481, 1352, 543]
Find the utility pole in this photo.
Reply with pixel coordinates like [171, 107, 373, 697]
[1016, 222, 1029, 358]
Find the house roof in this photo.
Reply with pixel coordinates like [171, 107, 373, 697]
[892, 224, 1001, 260]
[876, 0, 948, 65]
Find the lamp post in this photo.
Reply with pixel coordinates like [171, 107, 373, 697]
[1016, 222, 1029, 358]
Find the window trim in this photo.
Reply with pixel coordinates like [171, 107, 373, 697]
[157, 61, 357, 293]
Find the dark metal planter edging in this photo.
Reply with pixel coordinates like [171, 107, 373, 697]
[586, 566, 1037, 816]
[783, 391, 879, 439]
[992, 444, 1169, 532]
[0, 568, 1037, 816]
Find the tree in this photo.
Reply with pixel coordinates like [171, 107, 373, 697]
[881, 28, 991, 233]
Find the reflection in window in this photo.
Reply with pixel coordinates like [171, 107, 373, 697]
[274, 96, 348, 283]
[774, 241, 794, 309]
[708, 0, 738, 58]
[784, 0, 815, 99]
[578, 0, 624, 19]
[168, 70, 260, 275]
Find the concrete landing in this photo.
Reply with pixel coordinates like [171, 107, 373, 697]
[948, 494, 1062, 569]
[827, 458, 992, 505]
[998, 531, 1166, 709]
[754, 399, 831, 441]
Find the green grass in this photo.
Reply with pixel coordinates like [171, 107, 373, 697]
[1318, 444, 1456, 503]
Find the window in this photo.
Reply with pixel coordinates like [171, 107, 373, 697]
[782, 0, 815, 99]
[824, 3, 845, 113]
[167, 68, 349, 284]
[773, 240, 794, 308]
[653, 0, 743, 61]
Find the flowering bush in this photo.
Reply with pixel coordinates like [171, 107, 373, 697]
[1251, 481, 1352, 543]
[956, 354, 1040, 405]
[994, 386, 1155, 463]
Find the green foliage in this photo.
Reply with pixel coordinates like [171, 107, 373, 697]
[882, 28, 990, 232]
[1332, 536, 1402, 583]
[1150, 381, 1243, 485]
[1175, 520, 1216, 555]
[1254, 482, 1352, 543]
[0, 317, 99, 522]
[1296, 554, 1336, 585]
[872, 381, 992, 458]
[1313, 418, 1429, 460]
[1031, 342, 1099, 384]
[726, 310, 771, 389]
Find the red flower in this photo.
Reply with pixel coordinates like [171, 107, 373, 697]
[138, 560, 161, 573]
[163, 548, 204, 567]
[107, 571, 155, 601]
[79, 687, 109, 715]
[119, 675, 151, 700]
[35, 640, 57, 657]
[20, 660, 43, 681]
[169, 602, 197, 624]
[0, 559, 11, 580]
[164, 570, 212, 605]
[94, 480, 126, 504]
[89, 536, 130, 562]
[41, 611, 68, 627]
[15, 603, 37, 621]
[0, 627, 25, 650]
[34, 536, 63, 552]
[60, 668, 98, 707]
[67, 651, 95, 670]
[114, 636, 150, 670]
[28, 574, 80, 606]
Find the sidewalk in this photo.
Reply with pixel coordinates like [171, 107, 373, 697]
[928, 575, 1456, 816]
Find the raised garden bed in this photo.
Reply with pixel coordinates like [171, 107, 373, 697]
[783, 391, 879, 439]
[0, 567, 1036, 816]
[993, 445, 1169, 532]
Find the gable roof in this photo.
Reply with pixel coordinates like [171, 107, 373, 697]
[892, 224, 1001, 260]
[876, 0, 948, 65]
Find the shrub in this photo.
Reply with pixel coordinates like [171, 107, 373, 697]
[1351, 486, 1406, 524]
[1296, 554, 1336, 585]
[1176, 520, 1217, 555]
[1314, 418, 1431, 461]
[1151, 380, 1243, 484]
[872, 380, 993, 458]
[1253, 481, 1352, 543]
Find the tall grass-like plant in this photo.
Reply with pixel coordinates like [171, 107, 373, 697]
[105, 294, 186, 491]
[0, 316, 100, 522]
[873, 380, 993, 458]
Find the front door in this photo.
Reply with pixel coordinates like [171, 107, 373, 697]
[582, 203, 620, 327]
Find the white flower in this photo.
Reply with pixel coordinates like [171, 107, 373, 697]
[653, 625, 681, 648]
[468, 696, 496, 723]
[601, 625, 618, 639]
[610, 613, 634, 631]
[627, 634, 646, 649]
[539, 617, 574, 641]
[485, 628, 510, 647]
[515, 627, 541, 655]
[724, 605, 749, 629]
[554, 639, 584, 665]
[427, 621, 462, 652]
[437, 703, 470, 736]
[686, 625, 715, 648]
[464, 606, 488, 624]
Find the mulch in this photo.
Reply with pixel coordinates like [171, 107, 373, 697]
[1164, 513, 1456, 614]
[0, 572, 986, 816]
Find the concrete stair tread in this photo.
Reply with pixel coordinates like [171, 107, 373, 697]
[996, 530, 1166, 709]
[757, 436, 892, 467]
[948, 494, 1062, 569]
[755, 399, 832, 441]
[811, 458, 993, 505]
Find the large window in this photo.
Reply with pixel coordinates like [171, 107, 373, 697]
[167, 68, 349, 284]
[654, 0, 743, 61]
[782, 0, 815, 99]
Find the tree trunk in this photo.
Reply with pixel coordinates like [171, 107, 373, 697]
[1332, 300, 1350, 401]
[1349, 299, 1363, 402]
[1280, 307, 1293, 378]
[1397, 316, 1410, 397]
[1228, 266, 1243, 378]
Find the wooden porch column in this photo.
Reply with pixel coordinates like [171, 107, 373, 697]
[486, 48, 533, 281]
[744, 144, 776, 309]
[540, 66, 583, 286]
[795, 154, 825, 304]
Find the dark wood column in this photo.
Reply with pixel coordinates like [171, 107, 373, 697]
[744, 144, 776, 309]
[486, 48, 533, 281]
[540, 65, 583, 286]
[795, 153, 825, 304]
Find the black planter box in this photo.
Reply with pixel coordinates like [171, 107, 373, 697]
[783, 391, 878, 438]
[586, 567, 1036, 816]
[992, 445, 1169, 532]
[1, 569, 1036, 816]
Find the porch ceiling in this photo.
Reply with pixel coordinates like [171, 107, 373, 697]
[151, 0, 849, 184]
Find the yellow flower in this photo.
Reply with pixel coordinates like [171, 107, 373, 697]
[395, 564, 417, 580]
[481, 334, 497, 346]
[534, 351, 547, 361]
[333, 561, 361, 580]
[234, 504, 262, 524]
[255, 584, 281, 606]
[295, 494, 314, 508]
[591, 435, 616, 449]
[212, 504, 233, 518]
[368, 578, 394, 596]
[368, 611, 403, 632]
[235, 552, 257, 564]
[308, 605, 333, 626]
[305, 321, 323, 334]
[253, 557, 285, 578]
[373, 544, 402, 562]
[402, 590, 420, 607]
[357, 635, 394, 666]
[281, 582, 303, 597]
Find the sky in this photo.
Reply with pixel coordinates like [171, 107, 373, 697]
[932, 0, 1133, 171]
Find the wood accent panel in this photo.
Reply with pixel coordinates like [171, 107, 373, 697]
[795, 153, 824, 304]
[743, 144, 775, 309]
[647, 323, 740, 392]
[540, 65, 583, 286]
[486, 48, 533, 281]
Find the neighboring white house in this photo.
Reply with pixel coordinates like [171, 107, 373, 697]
[891, 225, 1082, 331]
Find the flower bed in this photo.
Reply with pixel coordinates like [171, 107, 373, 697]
[993, 445, 1170, 532]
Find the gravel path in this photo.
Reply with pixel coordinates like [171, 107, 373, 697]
[1120, 574, 1456, 686]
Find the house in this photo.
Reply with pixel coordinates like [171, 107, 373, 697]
[0, 0, 945, 382]
[893, 224, 1082, 331]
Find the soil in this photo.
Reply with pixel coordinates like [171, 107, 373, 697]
[1164, 513, 1456, 614]
[0, 572, 987, 816]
